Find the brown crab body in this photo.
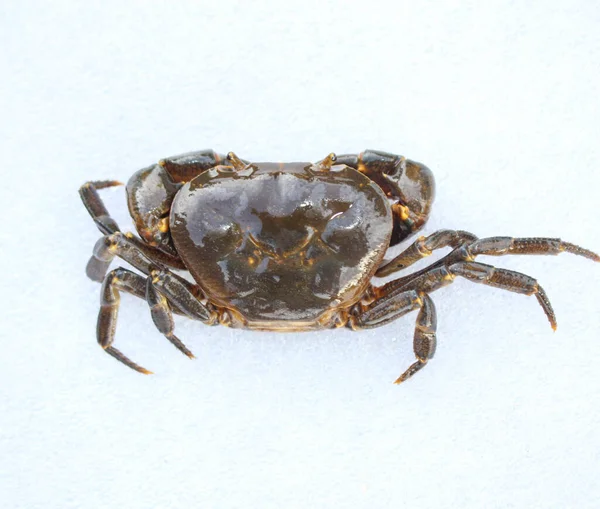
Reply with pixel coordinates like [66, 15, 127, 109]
[169, 162, 393, 330]
[81, 148, 598, 382]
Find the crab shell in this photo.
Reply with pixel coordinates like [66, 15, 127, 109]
[169, 162, 393, 330]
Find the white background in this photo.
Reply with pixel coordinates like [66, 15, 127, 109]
[2, 1, 599, 508]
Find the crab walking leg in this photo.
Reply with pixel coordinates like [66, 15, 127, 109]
[86, 231, 190, 287]
[80, 181, 186, 270]
[350, 290, 422, 329]
[97, 268, 204, 373]
[146, 279, 195, 359]
[377, 234, 599, 279]
[87, 232, 207, 316]
[467, 237, 600, 261]
[448, 262, 557, 330]
[97, 267, 154, 374]
[87, 231, 210, 317]
[86, 232, 159, 282]
[380, 261, 557, 330]
[348, 290, 438, 384]
[150, 270, 214, 323]
[396, 294, 437, 384]
[79, 180, 123, 235]
[353, 258, 558, 383]
[376, 230, 478, 277]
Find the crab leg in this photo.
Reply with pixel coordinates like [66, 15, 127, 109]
[377, 260, 557, 329]
[96, 267, 207, 373]
[396, 293, 437, 384]
[350, 248, 584, 382]
[467, 237, 600, 261]
[378, 234, 599, 279]
[348, 290, 438, 384]
[80, 181, 187, 270]
[97, 267, 154, 374]
[79, 180, 123, 235]
[349, 290, 422, 329]
[88, 231, 213, 320]
[146, 279, 195, 359]
[448, 261, 556, 328]
[377, 230, 478, 277]
[86, 232, 159, 282]
[150, 269, 214, 323]
[88, 230, 221, 371]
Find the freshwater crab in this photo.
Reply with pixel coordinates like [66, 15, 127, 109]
[80, 149, 599, 383]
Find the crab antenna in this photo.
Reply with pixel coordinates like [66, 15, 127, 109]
[316, 152, 337, 171]
[227, 152, 247, 171]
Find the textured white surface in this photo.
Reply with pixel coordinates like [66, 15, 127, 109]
[1, 1, 600, 508]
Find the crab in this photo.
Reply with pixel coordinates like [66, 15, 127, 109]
[80, 149, 599, 383]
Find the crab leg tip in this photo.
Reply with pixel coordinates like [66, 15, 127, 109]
[92, 180, 124, 189]
[128, 363, 154, 375]
[393, 372, 413, 385]
[393, 372, 411, 385]
[105, 347, 153, 374]
[581, 250, 599, 262]
[165, 333, 195, 359]
[563, 242, 600, 262]
[546, 313, 558, 331]
[533, 286, 557, 332]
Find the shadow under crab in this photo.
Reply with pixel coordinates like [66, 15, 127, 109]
[80, 149, 599, 383]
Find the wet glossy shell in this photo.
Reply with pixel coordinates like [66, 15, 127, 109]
[170, 162, 392, 329]
[126, 164, 181, 248]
